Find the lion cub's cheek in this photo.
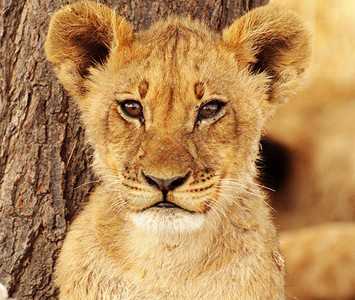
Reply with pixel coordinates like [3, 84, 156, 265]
[131, 209, 205, 234]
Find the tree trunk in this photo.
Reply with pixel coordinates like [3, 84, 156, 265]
[0, 0, 268, 298]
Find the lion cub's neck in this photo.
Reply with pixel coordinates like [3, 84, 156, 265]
[58, 181, 285, 298]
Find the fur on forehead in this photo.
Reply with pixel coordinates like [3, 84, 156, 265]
[46, 1, 310, 115]
[135, 16, 218, 45]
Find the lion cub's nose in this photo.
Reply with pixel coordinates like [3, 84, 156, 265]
[143, 172, 190, 192]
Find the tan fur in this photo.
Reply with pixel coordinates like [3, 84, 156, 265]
[46, 2, 311, 298]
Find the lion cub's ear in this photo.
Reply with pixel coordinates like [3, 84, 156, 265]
[45, 1, 133, 97]
[222, 5, 311, 112]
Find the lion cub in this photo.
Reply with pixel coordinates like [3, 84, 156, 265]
[46, 2, 310, 299]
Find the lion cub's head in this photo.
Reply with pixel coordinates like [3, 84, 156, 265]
[46, 2, 310, 234]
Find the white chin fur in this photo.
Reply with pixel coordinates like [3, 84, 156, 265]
[131, 208, 204, 234]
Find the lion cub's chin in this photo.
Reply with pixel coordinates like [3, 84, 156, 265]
[131, 208, 205, 235]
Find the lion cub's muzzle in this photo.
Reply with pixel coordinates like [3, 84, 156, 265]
[130, 170, 207, 234]
[121, 165, 216, 213]
[142, 171, 191, 210]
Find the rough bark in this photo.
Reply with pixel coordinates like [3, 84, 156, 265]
[0, 0, 268, 298]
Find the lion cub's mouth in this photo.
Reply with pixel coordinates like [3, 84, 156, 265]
[152, 200, 181, 209]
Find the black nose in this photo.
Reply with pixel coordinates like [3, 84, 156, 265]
[143, 172, 190, 192]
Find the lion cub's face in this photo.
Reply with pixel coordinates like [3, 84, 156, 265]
[46, 2, 311, 233]
[85, 25, 266, 233]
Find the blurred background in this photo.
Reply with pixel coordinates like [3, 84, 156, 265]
[260, 0, 355, 229]
[261, 1, 355, 299]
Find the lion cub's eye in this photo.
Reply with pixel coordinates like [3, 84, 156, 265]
[198, 100, 224, 119]
[120, 100, 143, 118]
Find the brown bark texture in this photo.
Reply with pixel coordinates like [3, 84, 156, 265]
[0, 0, 268, 298]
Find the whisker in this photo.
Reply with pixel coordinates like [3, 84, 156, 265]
[251, 182, 275, 192]
[207, 197, 230, 222]
[74, 180, 101, 190]
[205, 201, 223, 224]
[122, 211, 131, 232]
[218, 178, 276, 212]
